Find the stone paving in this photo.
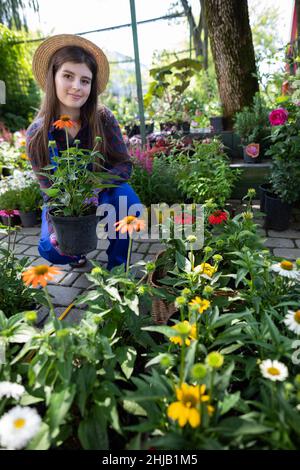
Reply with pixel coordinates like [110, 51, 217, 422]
[1, 200, 300, 325]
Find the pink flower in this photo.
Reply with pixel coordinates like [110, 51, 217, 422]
[269, 108, 288, 126]
[0, 209, 20, 217]
[174, 213, 195, 225]
[245, 143, 260, 158]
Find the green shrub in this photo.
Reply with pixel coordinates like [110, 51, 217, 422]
[0, 24, 41, 131]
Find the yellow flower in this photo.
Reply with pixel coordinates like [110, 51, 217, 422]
[170, 321, 197, 346]
[167, 383, 210, 428]
[20, 153, 28, 160]
[189, 296, 211, 314]
[194, 262, 216, 277]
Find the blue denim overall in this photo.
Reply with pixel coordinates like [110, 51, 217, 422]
[38, 132, 142, 270]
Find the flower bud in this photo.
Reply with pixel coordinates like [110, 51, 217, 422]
[146, 261, 156, 273]
[203, 285, 213, 295]
[181, 288, 191, 297]
[24, 311, 37, 322]
[175, 296, 187, 308]
[206, 351, 224, 369]
[191, 363, 207, 379]
[91, 266, 102, 276]
[186, 235, 197, 244]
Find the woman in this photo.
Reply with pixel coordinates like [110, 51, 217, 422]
[26, 34, 142, 270]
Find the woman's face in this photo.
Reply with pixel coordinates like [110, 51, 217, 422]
[55, 61, 93, 113]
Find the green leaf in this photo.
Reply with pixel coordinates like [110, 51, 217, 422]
[46, 386, 76, 436]
[142, 325, 176, 338]
[75, 365, 97, 417]
[216, 417, 272, 436]
[184, 340, 198, 382]
[116, 346, 137, 379]
[42, 188, 60, 197]
[9, 324, 37, 343]
[220, 343, 243, 355]
[219, 392, 241, 415]
[103, 285, 122, 302]
[265, 313, 280, 345]
[78, 405, 108, 450]
[123, 399, 147, 416]
[175, 251, 191, 272]
[26, 422, 51, 450]
[124, 294, 139, 315]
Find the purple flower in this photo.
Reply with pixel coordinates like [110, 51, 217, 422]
[84, 196, 98, 206]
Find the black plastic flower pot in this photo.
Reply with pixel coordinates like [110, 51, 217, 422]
[19, 210, 40, 228]
[209, 116, 224, 132]
[125, 123, 154, 138]
[265, 194, 292, 231]
[49, 211, 100, 255]
[259, 183, 272, 212]
[179, 121, 191, 133]
[1, 215, 21, 226]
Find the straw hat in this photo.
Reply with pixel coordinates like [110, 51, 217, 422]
[32, 34, 109, 94]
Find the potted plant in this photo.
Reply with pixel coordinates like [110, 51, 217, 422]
[0, 188, 21, 226]
[264, 104, 300, 230]
[144, 58, 202, 134]
[207, 101, 224, 132]
[18, 181, 43, 227]
[40, 117, 119, 255]
[233, 93, 271, 163]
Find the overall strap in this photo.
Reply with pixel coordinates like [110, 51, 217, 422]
[48, 131, 59, 168]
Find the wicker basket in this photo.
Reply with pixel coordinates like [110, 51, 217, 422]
[148, 251, 177, 324]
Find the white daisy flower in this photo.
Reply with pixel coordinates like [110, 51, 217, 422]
[0, 406, 41, 450]
[260, 359, 288, 382]
[0, 382, 25, 400]
[284, 309, 300, 335]
[270, 260, 300, 281]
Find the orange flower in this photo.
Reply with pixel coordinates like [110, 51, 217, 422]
[53, 115, 75, 129]
[22, 265, 62, 288]
[114, 216, 146, 235]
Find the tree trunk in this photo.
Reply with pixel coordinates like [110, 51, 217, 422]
[200, 0, 208, 69]
[180, 0, 208, 68]
[205, 0, 259, 129]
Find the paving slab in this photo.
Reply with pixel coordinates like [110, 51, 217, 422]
[20, 235, 40, 245]
[60, 272, 81, 286]
[273, 248, 300, 260]
[72, 274, 92, 289]
[264, 238, 295, 248]
[268, 229, 300, 239]
[47, 285, 82, 306]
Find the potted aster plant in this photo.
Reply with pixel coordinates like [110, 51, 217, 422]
[39, 116, 119, 255]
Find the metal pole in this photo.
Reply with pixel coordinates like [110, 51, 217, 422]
[129, 0, 146, 146]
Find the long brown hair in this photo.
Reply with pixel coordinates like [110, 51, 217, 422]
[28, 45, 127, 170]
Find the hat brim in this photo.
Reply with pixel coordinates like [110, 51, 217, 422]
[32, 34, 109, 95]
